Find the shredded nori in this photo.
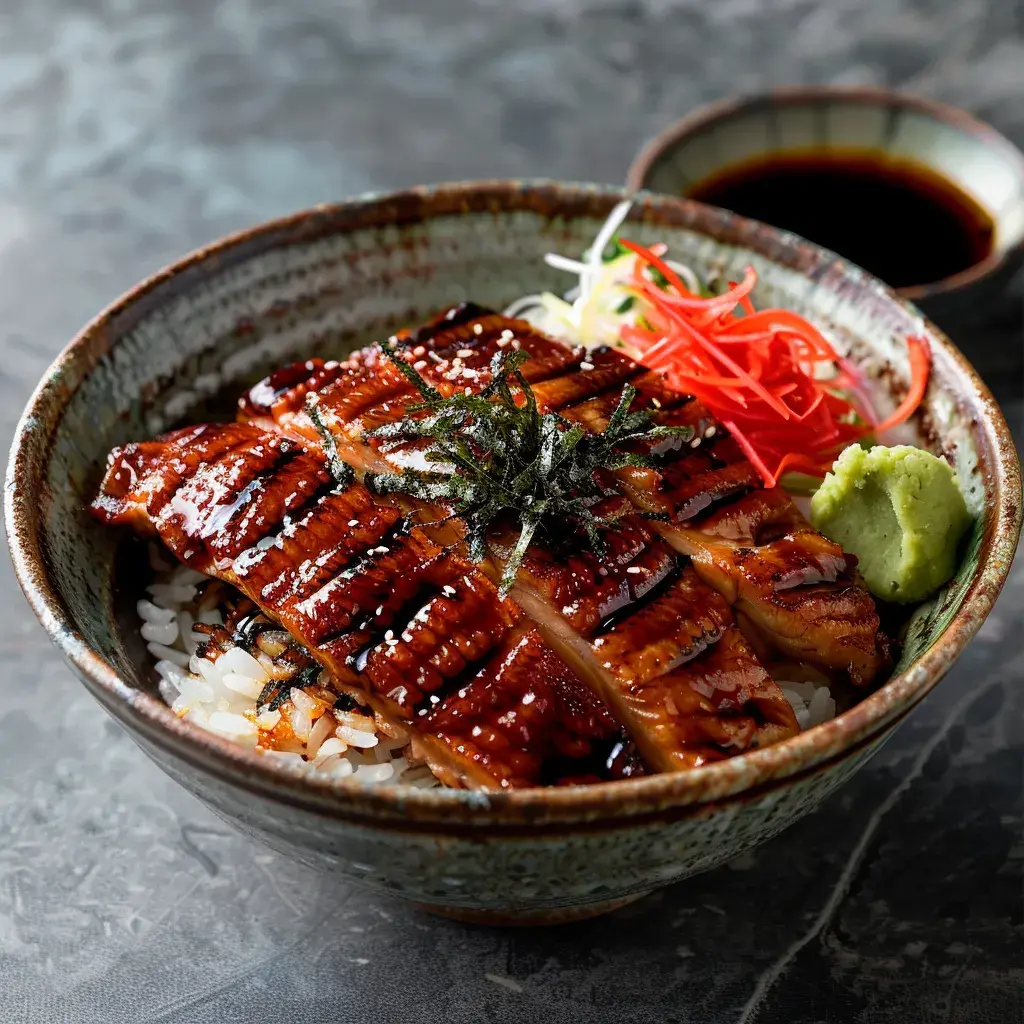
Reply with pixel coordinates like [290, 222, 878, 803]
[362, 341, 694, 594]
[259, 663, 322, 712]
[232, 613, 278, 650]
[256, 678, 281, 709]
[305, 394, 355, 488]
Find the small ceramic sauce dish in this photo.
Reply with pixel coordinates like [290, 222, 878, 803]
[627, 86, 1024, 323]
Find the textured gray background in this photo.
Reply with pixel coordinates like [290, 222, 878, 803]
[0, 2, 1022, 1022]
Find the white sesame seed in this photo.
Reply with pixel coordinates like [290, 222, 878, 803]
[704, 426, 717, 438]
[441, 585, 457, 597]
[386, 638, 399, 646]
[651, 397, 662, 409]
[473, 323, 483, 335]
[428, 351, 443, 363]
[690, 436, 702, 448]
[348, 519, 358, 527]
[456, 348, 474, 358]
[580, 361, 595, 371]
[500, 329, 515, 340]
[511, 339, 521, 350]
[462, 368, 478, 379]
[412, 345, 426, 357]
[464, 387, 473, 396]
[497, 337, 510, 348]
[626, 566, 642, 574]
[384, 629, 394, 641]
[414, 360, 427, 370]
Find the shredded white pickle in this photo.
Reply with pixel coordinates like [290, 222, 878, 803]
[502, 198, 704, 351]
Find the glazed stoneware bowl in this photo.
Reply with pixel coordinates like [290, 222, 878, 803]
[626, 86, 1024, 324]
[6, 181, 1020, 924]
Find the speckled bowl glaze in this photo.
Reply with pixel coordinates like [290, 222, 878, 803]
[6, 182, 1020, 924]
[626, 87, 1024, 324]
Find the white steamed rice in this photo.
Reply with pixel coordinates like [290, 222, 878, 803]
[778, 679, 836, 730]
[141, 554, 439, 787]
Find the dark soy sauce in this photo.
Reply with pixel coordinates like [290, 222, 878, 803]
[687, 150, 994, 289]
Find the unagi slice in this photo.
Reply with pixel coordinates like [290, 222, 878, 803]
[486, 514, 799, 771]
[237, 303, 585, 473]
[624, 615, 798, 769]
[403, 302, 582, 384]
[421, 625, 645, 788]
[663, 489, 889, 685]
[565, 377, 888, 682]
[91, 422, 644, 789]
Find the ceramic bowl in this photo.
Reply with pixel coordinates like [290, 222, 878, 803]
[626, 86, 1024, 323]
[6, 181, 1020, 924]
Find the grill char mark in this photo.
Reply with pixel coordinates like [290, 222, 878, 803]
[238, 358, 347, 423]
[92, 423, 644, 788]
[401, 307, 581, 386]
[420, 625, 644, 788]
[96, 424, 332, 567]
[237, 487, 403, 612]
[666, 488, 888, 685]
[492, 521, 799, 771]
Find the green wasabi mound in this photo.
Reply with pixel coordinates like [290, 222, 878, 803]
[810, 444, 971, 604]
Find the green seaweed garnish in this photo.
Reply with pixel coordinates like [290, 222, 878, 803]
[306, 395, 355, 488]
[363, 341, 694, 594]
[260, 664, 321, 712]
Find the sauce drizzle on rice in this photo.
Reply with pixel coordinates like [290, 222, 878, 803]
[142, 556, 439, 786]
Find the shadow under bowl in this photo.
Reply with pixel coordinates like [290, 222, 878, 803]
[6, 181, 1020, 923]
[627, 86, 1024, 325]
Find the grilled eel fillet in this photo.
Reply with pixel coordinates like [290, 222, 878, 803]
[92, 422, 797, 786]
[239, 303, 889, 686]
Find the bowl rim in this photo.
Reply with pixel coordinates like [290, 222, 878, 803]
[625, 84, 1024, 302]
[6, 178, 1021, 829]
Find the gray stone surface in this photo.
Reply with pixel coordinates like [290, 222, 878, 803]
[0, 2, 1021, 1021]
